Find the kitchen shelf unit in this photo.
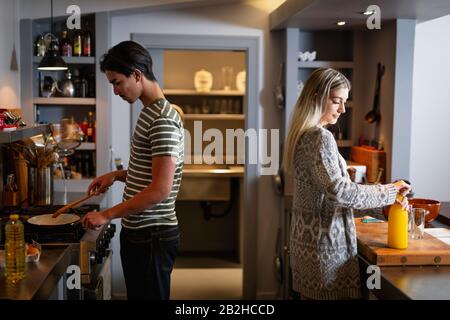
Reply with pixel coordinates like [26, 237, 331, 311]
[20, 12, 111, 194]
[284, 29, 356, 160]
[165, 88, 245, 119]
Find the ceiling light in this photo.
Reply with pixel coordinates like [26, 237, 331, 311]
[336, 21, 346, 26]
[37, 0, 68, 71]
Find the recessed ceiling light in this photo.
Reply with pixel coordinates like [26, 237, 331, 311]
[363, 10, 376, 15]
[336, 21, 346, 26]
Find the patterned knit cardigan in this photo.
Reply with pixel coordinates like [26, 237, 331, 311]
[289, 127, 397, 300]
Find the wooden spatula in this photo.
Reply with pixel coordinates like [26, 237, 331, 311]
[52, 194, 94, 218]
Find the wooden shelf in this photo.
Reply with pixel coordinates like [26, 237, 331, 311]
[337, 140, 353, 147]
[0, 124, 51, 144]
[34, 97, 96, 105]
[33, 56, 95, 64]
[77, 142, 96, 150]
[164, 89, 245, 96]
[184, 114, 245, 120]
[298, 61, 354, 69]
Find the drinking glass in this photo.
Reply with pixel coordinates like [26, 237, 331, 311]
[411, 208, 428, 240]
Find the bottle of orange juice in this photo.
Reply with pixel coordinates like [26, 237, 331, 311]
[387, 194, 408, 249]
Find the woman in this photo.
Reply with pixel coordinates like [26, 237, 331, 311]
[284, 68, 410, 300]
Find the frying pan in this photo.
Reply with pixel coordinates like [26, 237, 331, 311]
[27, 213, 80, 226]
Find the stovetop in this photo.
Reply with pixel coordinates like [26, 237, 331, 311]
[0, 204, 100, 244]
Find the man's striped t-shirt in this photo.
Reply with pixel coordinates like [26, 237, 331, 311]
[121, 98, 184, 229]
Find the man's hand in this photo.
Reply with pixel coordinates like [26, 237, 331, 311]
[87, 172, 117, 196]
[81, 210, 111, 230]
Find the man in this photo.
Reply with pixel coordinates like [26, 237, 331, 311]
[81, 41, 184, 300]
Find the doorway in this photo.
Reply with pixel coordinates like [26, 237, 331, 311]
[131, 33, 260, 299]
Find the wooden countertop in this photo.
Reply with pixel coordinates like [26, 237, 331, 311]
[357, 204, 450, 300]
[0, 245, 76, 300]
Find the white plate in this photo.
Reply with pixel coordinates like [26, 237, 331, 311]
[27, 213, 80, 226]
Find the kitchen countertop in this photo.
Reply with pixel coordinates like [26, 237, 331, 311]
[0, 245, 76, 300]
[359, 202, 450, 300]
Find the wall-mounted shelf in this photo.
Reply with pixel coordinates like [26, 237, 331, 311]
[33, 56, 96, 65]
[298, 61, 354, 69]
[33, 98, 96, 105]
[165, 89, 245, 96]
[0, 124, 51, 144]
[184, 114, 245, 121]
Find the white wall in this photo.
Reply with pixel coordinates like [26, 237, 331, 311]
[0, 0, 20, 108]
[410, 14, 450, 201]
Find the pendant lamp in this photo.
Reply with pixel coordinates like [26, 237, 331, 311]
[38, 0, 68, 71]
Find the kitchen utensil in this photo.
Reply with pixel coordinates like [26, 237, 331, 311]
[52, 193, 94, 218]
[28, 213, 80, 226]
[28, 166, 53, 206]
[410, 208, 427, 240]
[274, 63, 284, 110]
[53, 118, 83, 156]
[409, 198, 441, 223]
[365, 63, 385, 124]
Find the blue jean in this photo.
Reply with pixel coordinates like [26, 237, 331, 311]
[120, 225, 179, 300]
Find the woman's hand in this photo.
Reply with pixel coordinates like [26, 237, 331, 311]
[393, 180, 411, 210]
[86, 172, 117, 196]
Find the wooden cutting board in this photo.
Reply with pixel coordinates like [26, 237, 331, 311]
[355, 218, 450, 266]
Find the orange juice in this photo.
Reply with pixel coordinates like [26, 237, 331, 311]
[387, 195, 408, 249]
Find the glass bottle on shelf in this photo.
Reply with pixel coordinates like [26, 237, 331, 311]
[80, 73, 88, 98]
[82, 23, 92, 57]
[60, 30, 72, 57]
[80, 116, 89, 138]
[73, 29, 82, 57]
[87, 112, 95, 142]
[35, 35, 46, 57]
[2, 174, 19, 207]
[72, 69, 81, 97]
[87, 72, 95, 98]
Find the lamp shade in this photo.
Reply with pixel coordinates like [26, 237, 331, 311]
[38, 40, 68, 71]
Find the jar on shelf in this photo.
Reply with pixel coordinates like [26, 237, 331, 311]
[194, 69, 213, 92]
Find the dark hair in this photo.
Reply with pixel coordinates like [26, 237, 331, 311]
[99, 41, 157, 81]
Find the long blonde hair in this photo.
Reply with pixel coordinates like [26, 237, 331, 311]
[283, 68, 351, 172]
